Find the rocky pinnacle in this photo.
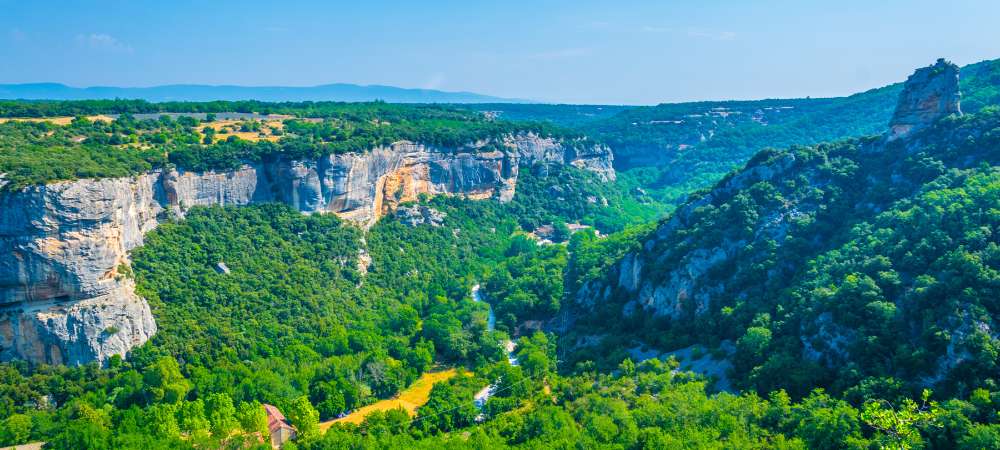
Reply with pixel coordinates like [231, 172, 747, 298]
[888, 58, 962, 141]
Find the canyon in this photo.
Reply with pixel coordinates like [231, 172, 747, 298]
[0, 133, 613, 365]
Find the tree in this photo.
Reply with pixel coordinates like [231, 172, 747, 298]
[861, 390, 942, 450]
[506, 234, 536, 257]
[360, 407, 410, 436]
[312, 381, 347, 420]
[178, 399, 211, 434]
[794, 390, 864, 450]
[0, 413, 31, 445]
[552, 221, 571, 243]
[286, 396, 320, 439]
[735, 326, 772, 373]
[416, 381, 480, 434]
[619, 358, 636, 377]
[521, 350, 550, 378]
[236, 401, 269, 437]
[205, 393, 239, 438]
[47, 419, 111, 450]
[202, 126, 215, 144]
[959, 424, 1000, 450]
[145, 403, 181, 438]
[142, 357, 191, 404]
[737, 327, 772, 359]
[521, 406, 580, 443]
[392, 304, 422, 335]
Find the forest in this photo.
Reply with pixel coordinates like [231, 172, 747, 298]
[2, 59, 1000, 449]
[5, 138, 1000, 448]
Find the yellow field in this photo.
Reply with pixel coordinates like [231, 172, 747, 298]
[0, 116, 286, 143]
[319, 368, 459, 432]
[0, 115, 115, 125]
[198, 119, 285, 143]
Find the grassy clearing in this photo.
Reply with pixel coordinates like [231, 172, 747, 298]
[0, 116, 284, 143]
[0, 115, 115, 125]
[198, 119, 285, 143]
[319, 368, 460, 431]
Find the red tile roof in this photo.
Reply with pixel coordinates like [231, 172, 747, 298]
[263, 403, 295, 434]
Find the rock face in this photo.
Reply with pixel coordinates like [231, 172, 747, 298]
[396, 205, 446, 227]
[0, 284, 156, 366]
[574, 150, 802, 320]
[888, 58, 961, 141]
[0, 173, 164, 365]
[0, 134, 613, 365]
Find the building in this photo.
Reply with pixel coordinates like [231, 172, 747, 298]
[214, 262, 231, 274]
[263, 404, 297, 448]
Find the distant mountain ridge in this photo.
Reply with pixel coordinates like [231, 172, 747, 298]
[0, 82, 529, 104]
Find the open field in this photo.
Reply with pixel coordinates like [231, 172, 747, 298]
[198, 119, 285, 142]
[0, 115, 286, 143]
[0, 115, 115, 125]
[318, 368, 459, 431]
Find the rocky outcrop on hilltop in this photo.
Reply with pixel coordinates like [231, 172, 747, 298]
[568, 60, 989, 379]
[566, 60, 1000, 391]
[888, 58, 962, 140]
[0, 133, 613, 365]
[575, 60, 963, 322]
[572, 149, 804, 320]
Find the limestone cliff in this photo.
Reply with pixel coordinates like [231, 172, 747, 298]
[0, 133, 613, 365]
[888, 59, 961, 141]
[572, 149, 802, 320]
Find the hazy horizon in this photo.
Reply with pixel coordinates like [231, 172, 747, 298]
[3, 0, 999, 105]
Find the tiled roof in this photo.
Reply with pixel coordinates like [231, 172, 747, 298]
[263, 403, 295, 434]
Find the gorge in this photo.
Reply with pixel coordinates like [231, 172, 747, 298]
[0, 134, 613, 365]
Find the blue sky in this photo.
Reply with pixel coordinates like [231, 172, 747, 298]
[2, 0, 999, 104]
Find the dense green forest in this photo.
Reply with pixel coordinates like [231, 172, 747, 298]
[459, 103, 629, 127]
[0, 157, 656, 448]
[556, 102, 1000, 430]
[505, 163, 662, 233]
[308, 355, 1000, 450]
[0, 100, 518, 120]
[10, 131, 999, 448]
[0, 119, 168, 190]
[0, 198, 513, 448]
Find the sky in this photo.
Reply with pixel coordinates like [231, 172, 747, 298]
[2, 0, 999, 105]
